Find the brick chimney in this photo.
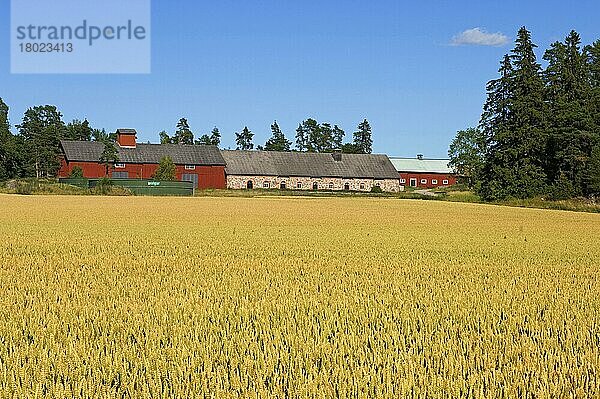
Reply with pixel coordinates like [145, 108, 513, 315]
[116, 129, 137, 148]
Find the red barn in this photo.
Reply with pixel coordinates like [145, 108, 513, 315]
[59, 129, 227, 189]
[389, 155, 458, 189]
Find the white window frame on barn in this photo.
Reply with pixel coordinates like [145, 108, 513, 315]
[280, 181, 286, 189]
[328, 182, 334, 189]
[400, 178, 406, 184]
[184, 165, 196, 170]
[263, 181, 270, 189]
[114, 163, 125, 169]
[432, 179, 438, 185]
[421, 179, 427, 184]
[443, 179, 449, 185]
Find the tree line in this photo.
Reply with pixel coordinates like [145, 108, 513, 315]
[158, 117, 374, 154]
[449, 27, 600, 200]
[0, 100, 375, 181]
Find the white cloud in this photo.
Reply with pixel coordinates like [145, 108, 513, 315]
[451, 28, 509, 47]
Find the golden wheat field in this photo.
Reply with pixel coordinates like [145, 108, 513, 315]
[0, 194, 599, 398]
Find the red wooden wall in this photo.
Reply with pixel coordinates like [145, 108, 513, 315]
[59, 159, 226, 189]
[399, 172, 458, 189]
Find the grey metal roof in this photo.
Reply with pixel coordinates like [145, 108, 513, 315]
[389, 157, 454, 174]
[60, 141, 226, 166]
[222, 151, 399, 179]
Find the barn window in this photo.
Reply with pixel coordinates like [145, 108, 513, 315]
[344, 183, 350, 191]
[420, 179, 427, 184]
[280, 181, 286, 189]
[443, 179, 449, 185]
[246, 181, 253, 189]
[432, 179, 438, 185]
[328, 182, 334, 189]
[360, 183, 365, 190]
[400, 178, 406, 184]
[297, 182, 302, 189]
[375, 182, 381, 187]
[115, 163, 125, 169]
[409, 178, 417, 187]
[263, 181, 270, 189]
[184, 165, 196, 170]
[312, 182, 318, 190]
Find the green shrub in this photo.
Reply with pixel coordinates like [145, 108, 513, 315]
[69, 166, 84, 179]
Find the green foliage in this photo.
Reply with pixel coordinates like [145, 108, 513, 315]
[65, 119, 93, 141]
[16, 105, 66, 178]
[370, 185, 383, 193]
[448, 128, 486, 189]
[159, 130, 172, 144]
[69, 166, 84, 179]
[587, 145, 600, 196]
[353, 119, 373, 154]
[295, 119, 346, 153]
[95, 177, 113, 195]
[153, 156, 177, 181]
[543, 31, 597, 196]
[264, 121, 291, 152]
[99, 139, 119, 177]
[341, 143, 360, 154]
[478, 27, 548, 200]
[235, 127, 254, 150]
[91, 128, 116, 142]
[195, 127, 221, 147]
[0, 98, 12, 180]
[174, 118, 194, 145]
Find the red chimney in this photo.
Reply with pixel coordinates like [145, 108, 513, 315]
[116, 129, 137, 148]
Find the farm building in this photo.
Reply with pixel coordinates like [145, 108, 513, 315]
[59, 129, 227, 189]
[221, 150, 401, 192]
[390, 155, 458, 189]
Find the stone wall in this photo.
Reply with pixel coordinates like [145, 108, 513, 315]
[227, 175, 401, 193]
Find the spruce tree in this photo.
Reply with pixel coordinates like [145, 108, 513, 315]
[353, 119, 373, 154]
[586, 145, 600, 196]
[0, 98, 11, 179]
[264, 121, 291, 151]
[195, 129, 221, 146]
[295, 119, 320, 152]
[99, 138, 119, 177]
[332, 125, 345, 150]
[479, 27, 547, 200]
[544, 31, 595, 196]
[159, 130, 172, 144]
[174, 118, 194, 145]
[318, 123, 334, 153]
[209, 127, 221, 146]
[235, 127, 254, 150]
[295, 123, 307, 151]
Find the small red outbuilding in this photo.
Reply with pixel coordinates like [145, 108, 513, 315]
[389, 155, 458, 189]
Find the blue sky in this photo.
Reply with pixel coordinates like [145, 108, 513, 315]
[1, 0, 599, 157]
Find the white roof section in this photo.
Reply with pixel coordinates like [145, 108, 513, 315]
[389, 157, 454, 174]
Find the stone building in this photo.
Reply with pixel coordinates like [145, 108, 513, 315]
[221, 150, 401, 192]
